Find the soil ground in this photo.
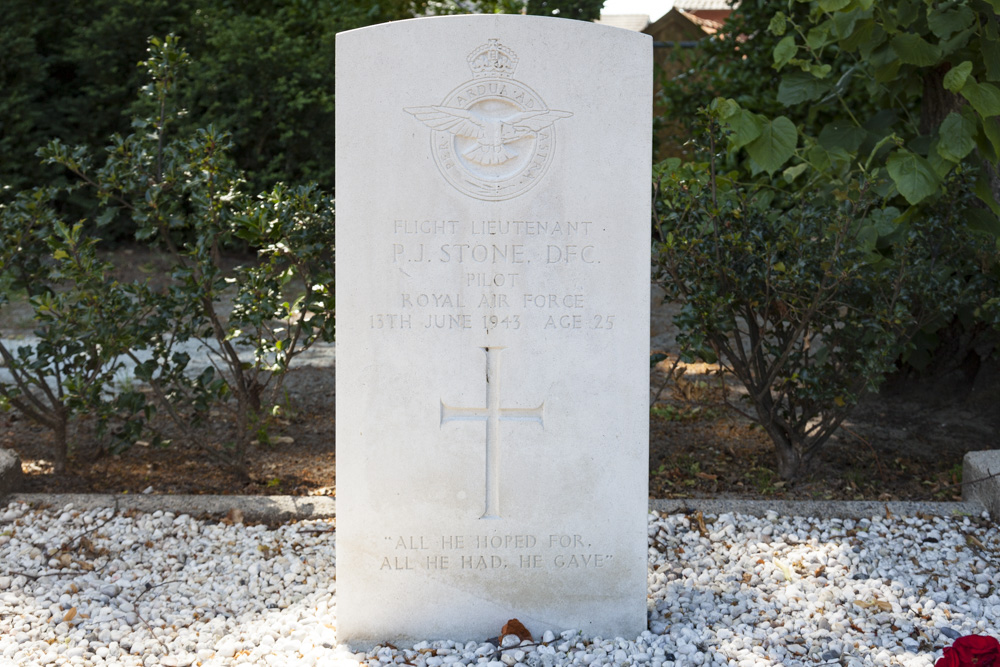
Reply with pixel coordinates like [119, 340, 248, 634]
[2, 248, 999, 501]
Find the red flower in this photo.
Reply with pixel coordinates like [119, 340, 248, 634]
[936, 635, 1000, 667]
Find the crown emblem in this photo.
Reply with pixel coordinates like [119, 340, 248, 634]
[467, 39, 518, 78]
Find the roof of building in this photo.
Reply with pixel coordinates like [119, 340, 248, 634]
[674, 0, 737, 9]
[595, 14, 652, 31]
[677, 8, 725, 33]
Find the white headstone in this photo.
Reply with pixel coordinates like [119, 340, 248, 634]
[336, 15, 651, 646]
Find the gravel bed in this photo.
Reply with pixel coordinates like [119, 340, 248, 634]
[0, 502, 997, 666]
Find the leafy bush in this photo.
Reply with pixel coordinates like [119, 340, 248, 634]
[0, 0, 409, 225]
[654, 114, 1000, 480]
[0, 192, 153, 471]
[2, 35, 336, 476]
[654, 0, 1000, 481]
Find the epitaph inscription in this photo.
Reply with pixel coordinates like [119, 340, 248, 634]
[441, 347, 544, 519]
[406, 39, 572, 201]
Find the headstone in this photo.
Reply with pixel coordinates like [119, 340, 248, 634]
[336, 15, 651, 646]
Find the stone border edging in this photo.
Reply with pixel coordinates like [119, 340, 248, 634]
[0, 492, 989, 523]
[649, 498, 988, 520]
[2, 493, 336, 523]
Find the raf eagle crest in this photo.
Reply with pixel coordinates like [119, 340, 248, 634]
[404, 39, 573, 201]
[405, 107, 573, 167]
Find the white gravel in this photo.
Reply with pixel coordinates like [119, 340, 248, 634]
[0, 502, 997, 666]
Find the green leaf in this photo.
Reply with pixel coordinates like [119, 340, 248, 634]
[53, 249, 70, 260]
[711, 97, 741, 121]
[782, 162, 809, 183]
[943, 61, 973, 93]
[928, 6, 974, 40]
[869, 43, 902, 82]
[981, 116, 1000, 161]
[984, 32, 1000, 82]
[96, 207, 119, 227]
[842, 20, 882, 55]
[746, 116, 798, 175]
[806, 23, 832, 50]
[832, 9, 860, 39]
[886, 150, 940, 205]
[773, 35, 797, 69]
[966, 208, 1000, 237]
[927, 143, 955, 178]
[867, 206, 901, 236]
[896, 0, 920, 27]
[818, 0, 851, 10]
[727, 109, 764, 149]
[857, 225, 878, 249]
[937, 112, 977, 162]
[890, 33, 942, 66]
[769, 12, 787, 36]
[962, 80, 1000, 117]
[983, 0, 1000, 12]
[808, 63, 833, 78]
[975, 170, 1000, 215]
[777, 70, 831, 104]
[819, 121, 867, 152]
[941, 26, 975, 56]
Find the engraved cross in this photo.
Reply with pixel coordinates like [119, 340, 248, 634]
[440, 346, 544, 520]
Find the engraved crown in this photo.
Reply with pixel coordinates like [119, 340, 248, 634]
[467, 39, 518, 78]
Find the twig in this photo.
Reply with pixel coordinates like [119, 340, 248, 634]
[3, 500, 120, 580]
[56, 498, 120, 554]
[131, 578, 184, 653]
[926, 467, 1000, 497]
[841, 425, 887, 483]
[650, 355, 683, 407]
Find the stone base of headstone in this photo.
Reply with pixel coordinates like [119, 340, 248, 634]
[963, 450, 1000, 521]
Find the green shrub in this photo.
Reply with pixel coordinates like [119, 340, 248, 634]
[2, 35, 336, 476]
[0, 192, 153, 471]
[0, 0, 408, 234]
[653, 116, 999, 480]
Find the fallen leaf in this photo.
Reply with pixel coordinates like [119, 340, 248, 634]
[696, 472, 718, 481]
[225, 508, 244, 525]
[694, 511, 709, 538]
[63, 607, 77, 622]
[501, 618, 532, 642]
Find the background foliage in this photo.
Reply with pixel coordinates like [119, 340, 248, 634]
[655, 0, 1000, 477]
[0, 0, 600, 206]
[0, 0, 416, 204]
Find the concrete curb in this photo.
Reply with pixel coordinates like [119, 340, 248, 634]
[0, 449, 22, 496]
[2, 493, 336, 523]
[0, 492, 990, 524]
[648, 498, 988, 520]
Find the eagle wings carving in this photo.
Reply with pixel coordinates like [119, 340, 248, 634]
[405, 106, 573, 166]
